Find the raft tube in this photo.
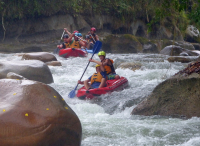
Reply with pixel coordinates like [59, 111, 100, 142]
[76, 76, 129, 100]
[59, 48, 87, 58]
[81, 48, 101, 54]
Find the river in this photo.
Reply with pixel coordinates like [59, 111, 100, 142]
[1, 52, 200, 146]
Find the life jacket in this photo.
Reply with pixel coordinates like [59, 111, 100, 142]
[62, 42, 70, 48]
[102, 58, 116, 75]
[89, 34, 97, 44]
[90, 72, 103, 85]
[69, 40, 81, 48]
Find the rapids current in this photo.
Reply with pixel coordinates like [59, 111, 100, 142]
[1, 52, 200, 146]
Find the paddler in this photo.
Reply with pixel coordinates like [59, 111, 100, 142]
[57, 34, 71, 49]
[89, 51, 120, 80]
[63, 28, 86, 49]
[78, 64, 106, 90]
[87, 27, 99, 50]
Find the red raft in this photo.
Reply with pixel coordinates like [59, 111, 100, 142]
[76, 76, 129, 100]
[59, 48, 87, 58]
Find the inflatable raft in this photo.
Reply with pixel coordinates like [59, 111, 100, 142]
[76, 76, 128, 100]
[81, 48, 100, 54]
[59, 48, 87, 58]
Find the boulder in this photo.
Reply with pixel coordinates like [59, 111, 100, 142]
[185, 25, 200, 43]
[0, 79, 82, 146]
[142, 43, 159, 53]
[21, 52, 57, 63]
[160, 45, 198, 56]
[118, 62, 142, 71]
[46, 61, 62, 66]
[7, 72, 27, 80]
[102, 34, 142, 53]
[0, 60, 53, 84]
[192, 43, 200, 50]
[132, 61, 200, 119]
[167, 56, 193, 63]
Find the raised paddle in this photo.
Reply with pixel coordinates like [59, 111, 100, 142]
[68, 41, 102, 98]
[53, 30, 65, 54]
[60, 30, 65, 43]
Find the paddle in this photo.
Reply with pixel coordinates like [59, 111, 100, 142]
[60, 30, 65, 43]
[89, 33, 96, 43]
[54, 30, 65, 54]
[68, 41, 102, 98]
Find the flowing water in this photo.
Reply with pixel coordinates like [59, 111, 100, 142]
[1, 52, 200, 146]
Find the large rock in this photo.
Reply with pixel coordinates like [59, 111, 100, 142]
[45, 61, 62, 66]
[0, 60, 53, 84]
[185, 25, 200, 43]
[102, 34, 143, 53]
[132, 61, 200, 119]
[0, 79, 82, 146]
[21, 52, 57, 63]
[118, 62, 142, 71]
[142, 42, 159, 53]
[160, 45, 198, 56]
[167, 56, 194, 63]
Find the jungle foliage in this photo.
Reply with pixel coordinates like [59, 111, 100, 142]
[0, 0, 200, 30]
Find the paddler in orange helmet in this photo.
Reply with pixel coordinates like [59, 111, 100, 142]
[78, 64, 106, 90]
[89, 51, 120, 80]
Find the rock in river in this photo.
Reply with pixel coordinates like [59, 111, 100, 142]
[0, 79, 82, 146]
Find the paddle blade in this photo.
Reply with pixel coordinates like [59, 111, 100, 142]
[93, 41, 102, 54]
[68, 90, 76, 98]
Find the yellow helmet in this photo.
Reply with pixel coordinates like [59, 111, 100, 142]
[98, 51, 106, 57]
[95, 64, 100, 68]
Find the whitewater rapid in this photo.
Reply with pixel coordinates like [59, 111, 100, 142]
[1, 52, 200, 146]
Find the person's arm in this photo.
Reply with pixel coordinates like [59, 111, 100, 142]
[79, 40, 86, 47]
[78, 80, 84, 84]
[102, 59, 111, 66]
[95, 34, 99, 41]
[57, 44, 63, 49]
[67, 33, 75, 43]
[64, 28, 71, 36]
[89, 59, 102, 65]
[78, 78, 90, 84]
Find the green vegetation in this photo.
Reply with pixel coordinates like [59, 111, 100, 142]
[0, 0, 200, 32]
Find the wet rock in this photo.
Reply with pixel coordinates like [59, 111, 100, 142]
[0, 60, 53, 84]
[185, 25, 200, 43]
[192, 43, 200, 50]
[7, 72, 27, 80]
[132, 61, 200, 119]
[46, 61, 62, 66]
[167, 56, 193, 63]
[0, 79, 82, 146]
[102, 34, 142, 53]
[160, 45, 198, 56]
[21, 52, 57, 63]
[142, 43, 159, 53]
[118, 62, 142, 71]
[174, 41, 195, 50]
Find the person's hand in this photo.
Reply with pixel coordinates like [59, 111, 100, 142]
[57, 45, 62, 49]
[78, 80, 82, 84]
[89, 58, 94, 62]
[64, 28, 68, 32]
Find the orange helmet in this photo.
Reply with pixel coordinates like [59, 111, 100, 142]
[91, 27, 96, 32]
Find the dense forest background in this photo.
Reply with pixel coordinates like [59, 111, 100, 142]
[1, 0, 200, 28]
[0, 0, 200, 41]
